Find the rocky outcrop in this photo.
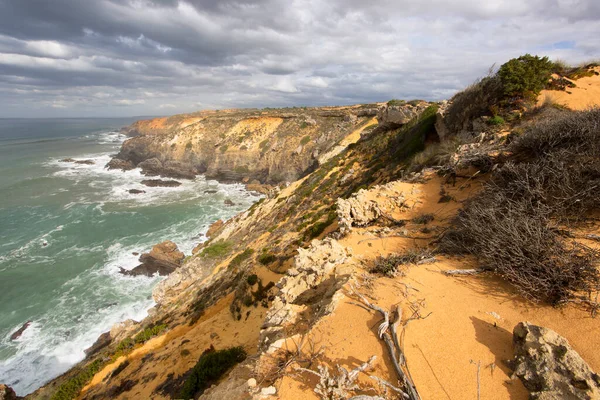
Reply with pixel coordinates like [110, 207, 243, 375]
[377, 102, 429, 129]
[336, 183, 406, 235]
[106, 158, 135, 171]
[510, 322, 600, 399]
[109, 106, 375, 184]
[434, 100, 451, 140]
[120, 241, 184, 277]
[85, 319, 139, 357]
[260, 238, 351, 349]
[140, 179, 181, 187]
[0, 384, 18, 400]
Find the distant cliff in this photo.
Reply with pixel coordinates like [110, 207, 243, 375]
[109, 105, 384, 184]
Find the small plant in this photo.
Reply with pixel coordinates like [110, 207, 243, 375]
[246, 274, 258, 286]
[387, 99, 406, 106]
[412, 213, 435, 225]
[229, 248, 254, 268]
[134, 324, 167, 344]
[488, 115, 505, 125]
[371, 248, 434, 277]
[180, 349, 191, 357]
[200, 241, 233, 258]
[178, 346, 247, 399]
[257, 251, 277, 265]
[50, 359, 104, 400]
[300, 135, 311, 145]
[219, 145, 228, 153]
[185, 142, 193, 150]
[304, 211, 337, 240]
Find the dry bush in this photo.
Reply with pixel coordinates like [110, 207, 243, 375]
[371, 248, 434, 277]
[440, 109, 600, 304]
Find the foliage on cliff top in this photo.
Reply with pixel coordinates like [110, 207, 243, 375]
[440, 108, 600, 304]
[178, 346, 247, 399]
[200, 240, 233, 258]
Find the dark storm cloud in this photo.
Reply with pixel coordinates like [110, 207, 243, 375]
[0, 0, 598, 117]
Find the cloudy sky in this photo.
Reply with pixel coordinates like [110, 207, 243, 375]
[0, 0, 598, 118]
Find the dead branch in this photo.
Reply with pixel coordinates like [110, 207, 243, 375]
[442, 268, 486, 276]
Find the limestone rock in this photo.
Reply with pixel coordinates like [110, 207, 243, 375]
[376, 102, 427, 129]
[138, 157, 163, 175]
[206, 220, 224, 238]
[84, 331, 111, 356]
[0, 384, 17, 400]
[336, 183, 406, 235]
[511, 322, 600, 400]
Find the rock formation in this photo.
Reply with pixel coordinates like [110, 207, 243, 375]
[510, 322, 600, 399]
[120, 241, 184, 277]
[0, 384, 18, 400]
[376, 101, 428, 129]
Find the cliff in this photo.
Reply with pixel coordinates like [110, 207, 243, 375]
[17, 61, 600, 400]
[109, 105, 396, 184]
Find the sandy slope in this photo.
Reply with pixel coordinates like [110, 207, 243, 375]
[538, 67, 600, 110]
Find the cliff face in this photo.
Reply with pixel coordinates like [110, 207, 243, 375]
[111, 105, 386, 184]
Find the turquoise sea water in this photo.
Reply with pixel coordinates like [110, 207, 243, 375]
[0, 118, 259, 395]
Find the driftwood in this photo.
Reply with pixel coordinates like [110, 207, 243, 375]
[443, 268, 486, 276]
[352, 289, 421, 400]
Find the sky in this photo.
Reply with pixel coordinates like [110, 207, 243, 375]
[0, 0, 598, 118]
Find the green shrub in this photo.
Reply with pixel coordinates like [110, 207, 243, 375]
[300, 135, 311, 145]
[246, 274, 258, 286]
[178, 347, 247, 399]
[229, 248, 254, 268]
[257, 251, 277, 265]
[497, 54, 554, 99]
[387, 99, 406, 106]
[133, 324, 167, 344]
[488, 115, 505, 125]
[201, 241, 233, 258]
[50, 359, 104, 400]
[304, 211, 337, 240]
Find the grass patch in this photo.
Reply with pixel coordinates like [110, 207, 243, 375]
[229, 248, 254, 269]
[387, 99, 406, 106]
[200, 241, 233, 259]
[178, 346, 247, 399]
[257, 251, 277, 265]
[304, 210, 337, 240]
[50, 359, 104, 400]
[300, 135, 311, 145]
[488, 115, 505, 125]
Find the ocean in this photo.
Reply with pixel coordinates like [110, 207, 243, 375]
[0, 118, 259, 395]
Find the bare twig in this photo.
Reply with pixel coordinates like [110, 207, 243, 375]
[443, 268, 486, 276]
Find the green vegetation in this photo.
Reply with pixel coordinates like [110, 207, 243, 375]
[257, 251, 277, 265]
[488, 115, 505, 125]
[50, 359, 104, 400]
[440, 109, 600, 304]
[133, 324, 167, 344]
[228, 248, 254, 268]
[300, 135, 311, 145]
[387, 99, 406, 106]
[186, 142, 193, 150]
[246, 274, 258, 286]
[178, 347, 247, 399]
[304, 210, 337, 240]
[200, 241, 233, 258]
[219, 144, 228, 153]
[497, 54, 554, 99]
[371, 248, 434, 277]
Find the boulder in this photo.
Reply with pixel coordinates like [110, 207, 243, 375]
[74, 159, 95, 165]
[128, 189, 146, 194]
[141, 179, 181, 187]
[0, 384, 17, 400]
[510, 322, 600, 399]
[120, 241, 184, 277]
[10, 321, 32, 341]
[162, 160, 197, 180]
[106, 158, 135, 171]
[224, 199, 235, 206]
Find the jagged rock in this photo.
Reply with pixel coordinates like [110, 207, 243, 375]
[84, 331, 111, 356]
[224, 199, 235, 206]
[336, 183, 406, 235]
[74, 159, 95, 165]
[262, 238, 351, 331]
[140, 179, 181, 187]
[120, 241, 184, 277]
[162, 160, 197, 180]
[376, 102, 427, 129]
[138, 157, 163, 175]
[510, 322, 600, 400]
[60, 158, 76, 163]
[206, 220, 224, 238]
[106, 158, 135, 171]
[0, 384, 17, 400]
[10, 321, 32, 341]
[109, 319, 138, 344]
